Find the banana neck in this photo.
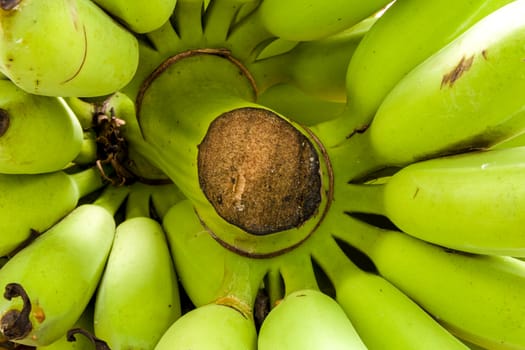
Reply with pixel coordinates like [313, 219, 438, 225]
[134, 49, 258, 207]
[69, 167, 105, 199]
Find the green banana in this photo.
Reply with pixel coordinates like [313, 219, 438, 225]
[258, 289, 367, 350]
[125, 50, 330, 240]
[347, 147, 525, 256]
[312, 237, 468, 349]
[154, 302, 257, 350]
[249, 16, 376, 102]
[330, 0, 517, 137]
[0, 167, 104, 257]
[0, 80, 83, 174]
[37, 304, 95, 350]
[163, 199, 267, 308]
[203, 0, 256, 44]
[256, 83, 344, 126]
[334, 219, 525, 349]
[0, 184, 128, 346]
[256, 0, 391, 41]
[91, 0, 177, 33]
[94, 183, 181, 350]
[362, 0, 525, 165]
[0, 0, 139, 97]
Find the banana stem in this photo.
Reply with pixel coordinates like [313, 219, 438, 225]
[227, 7, 276, 61]
[92, 185, 130, 216]
[248, 52, 292, 92]
[280, 255, 319, 296]
[265, 268, 284, 306]
[70, 167, 105, 199]
[340, 183, 387, 215]
[173, 0, 205, 45]
[204, 0, 246, 43]
[311, 235, 360, 288]
[62, 97, 95, 130]
[329, 212, 384, 259]
[125, 183, 152, 219]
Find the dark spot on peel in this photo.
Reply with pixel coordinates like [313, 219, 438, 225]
[0, 109, 10, 137]
[441, 55, 475, 88]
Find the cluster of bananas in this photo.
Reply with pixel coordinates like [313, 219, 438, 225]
[1, 0, 525, 349]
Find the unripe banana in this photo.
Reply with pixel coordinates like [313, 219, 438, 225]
[256, 83, 345, 126]
[94, 184, 181, 350]
[337, 0, 516, 136]
[0, 0, 139, 97]
[0, 185, 128, 346]
[250, 17, 375, 102]
[91, 0, 177, 34]
[336, 222, 525, 349]
[0, 167, 104, 257]
[154, 303, 257, 350]
[313, 238, 468, 349]
[0, 80, 83, 173]
[375, 147, 525, 256]
[258, 289, 367, 350]
[364, 0, 525, 165]
[256, 0, 391, 41]
[163, 199, 267, 308]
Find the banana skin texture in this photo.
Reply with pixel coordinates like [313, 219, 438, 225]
[0, 167, 103, 257]
[0, 0, 139, 97]
[257, 0, 391, 41]
[367, 0, 525, 165]
[94, 217, 181, 350]
[0, 80, 83, 174]
[154, 303, 257, 350]
[343, 0, 515, 133]
[381, 147, 525, 256]
[258, 289, 367, 350]
[0, 202, 116, 347]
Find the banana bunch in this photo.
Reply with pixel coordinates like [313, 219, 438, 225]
[2, 0, 525, 349]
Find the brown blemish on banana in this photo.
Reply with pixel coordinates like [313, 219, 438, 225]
[62, 25, 88, 84]
[0, 109, 10, 137]
[441, 55, 475, 88]
[0, 0, 21, 11]
[482, 49, 488, 60]
[412, 187, 420, 199]
[198, 107, 322, 235]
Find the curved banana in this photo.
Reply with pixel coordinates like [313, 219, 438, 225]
[369, 147, 525, 256]
[258, 289, 367, 350]
[363, 0, 525, 165]
[154, 302, 257, 350]
[256, 0, 391, 41]
[312, 237, 468, 349]
[0, 0, 139, 97]
[334, 220, 525, 349]
[94, 183, 181, 350]
[0, 81, 83, 174]
[0, 167, 104, 257]
[335, 0, 516, 136]
[91, 0, 177, 34]
[249, 16, 375, 102]
[0, 185, 128, 346]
